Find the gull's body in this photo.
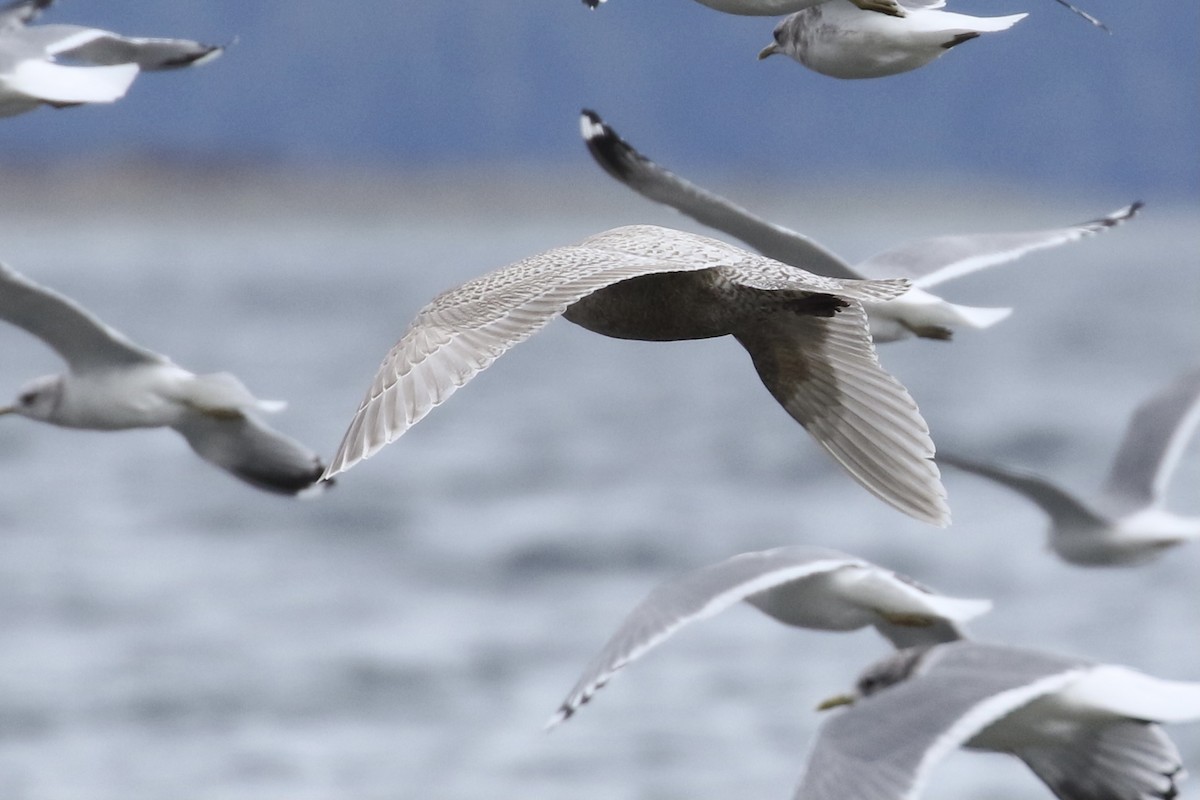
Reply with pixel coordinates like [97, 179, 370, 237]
[759, 0, 1027, 79]
[0, 0, 221, 118]
[799, 641, 1200, 799]
[580, 110, 1138, 343]
[0, 261, 327, 496]
[324, 224, 949, 526]
[941, 368, 1200, 566]
[546, 545, 990, 727]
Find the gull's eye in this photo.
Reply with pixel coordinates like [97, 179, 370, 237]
[18, 390, 38, 406]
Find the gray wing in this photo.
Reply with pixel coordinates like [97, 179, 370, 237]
[580, 110, 857, 280]
[1017, 722, 1184, 800]
[735, 302, 948, 526]
[323, 225, 806, 478]
[0, 0, 49, 30]
[173, 411, 327, 496]
[547, 546, 861, 728]
[0, 261, 164, 372]
[938, 451, 1106, 528]
[795, 643, 1087, 800]
[1101, 367, 1200, 512]
[40, 26, 223, 70]
[854, 203, 1140, 286]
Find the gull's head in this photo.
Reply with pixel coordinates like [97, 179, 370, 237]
[758, 17, 794, 60]
[819, 646, 931, 711]
[1, 375, 64, 421]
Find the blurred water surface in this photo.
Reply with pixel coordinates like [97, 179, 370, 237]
[0, 171, 1196, 799]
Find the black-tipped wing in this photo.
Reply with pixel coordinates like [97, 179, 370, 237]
[173, 411, 326, 496]
[854, 203, 1140, 286]
[548, 547, 860, 727]
[580, 110, 856, 279]
[0, 261, 164, 372]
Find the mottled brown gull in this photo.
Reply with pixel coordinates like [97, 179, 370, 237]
[323, 224, 948, 526]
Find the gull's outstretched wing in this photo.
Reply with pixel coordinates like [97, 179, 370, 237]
[938, 451, 1106, 528]
[173, 410, 327, 496]
[580, 110, 856, 279]
[35, 25, 223, 70]
[4, 58, 136, 104]
[1101, 367, 1200, 512]
[323, 225, 815, 478]
[796, 643, 1088, 800]
[735, 302, 946, 526]
[547, 547, 862, 728]
[854, 203, 1141, 286]
[0, 261, 164, 371]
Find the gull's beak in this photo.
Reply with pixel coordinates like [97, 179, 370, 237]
[816, 693, 856, 711]
[758, 42, 781, 60]
[0, 406, 14, 416]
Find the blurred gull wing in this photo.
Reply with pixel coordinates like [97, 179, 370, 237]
[937, 451, 1106, 529]
[546, 548, 864, 728]
[1101, 367, 1200, 512]
[4, 58, 136, 105]
[547, 545, 989, 728]
[37, 25, 224, 70]
[796, 644, 1089, 800]
[579, 110, 856, 280]
[855, 203, 1142, 286]
[173, 411, 327, 496]
[0, 261, 164, 372]
[323, 225, 770, 478]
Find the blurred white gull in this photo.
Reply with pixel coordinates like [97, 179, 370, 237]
[758, 0, 1027, 79]
[578, 0, 1107, 29]
[546, 545, 990, 727]
[323, 224, 950, 526]
[0, 261, 329, 496]
[798, 641, 1200, 799]
[0, 0, 222, 118]
[940, 367, 1200, 566]
[580, 110, 1139, 343]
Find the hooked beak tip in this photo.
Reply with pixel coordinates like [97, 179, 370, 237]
[757, 43, 780, 60]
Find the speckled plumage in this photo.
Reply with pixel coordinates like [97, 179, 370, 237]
[324, 224, 948, 526]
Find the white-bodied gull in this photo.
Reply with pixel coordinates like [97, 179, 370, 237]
[758, 1, 1027, 79]
[578, 0, 1108, 30]
[0, 261, 328, 496]
[0, 0, 222, 118]
[940, 367, 1200, 566]
[580, 110, 1139, 343]
[323, 224, 949, 526]
[799, 641, 1200, 799]
[546, 545, 990, 727]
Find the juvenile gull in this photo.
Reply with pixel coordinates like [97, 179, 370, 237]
[940, 367, 1200, 566]
[581, 110, 1139, 343]
[323, 224, 949, 526]
[799, 641, 1200, 799]
[0, 261, 328, 496]
[546, 545, 990, 727]
[0, 0, 221, 118]
[758, 0, 1027, 79]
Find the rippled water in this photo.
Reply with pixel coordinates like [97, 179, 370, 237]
[0, 172, 1196, 799]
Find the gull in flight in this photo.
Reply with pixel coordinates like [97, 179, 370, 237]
[0, 261, 329, 496]
[323, 224, 949, 526]
[546, 545, 990, 727]
[0, 0, 222, 118]
[577, 0, 1108, 29]
[580, 110, 1139, 343]
[940, 367, 1200, 566]
[799, 640, 1200, 799]
[758, 1, 1027, 79]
